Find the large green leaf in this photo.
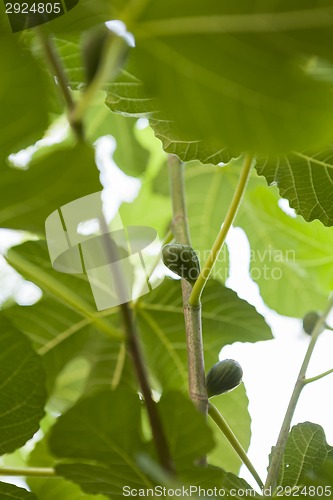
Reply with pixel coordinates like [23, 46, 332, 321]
[137, 278, 272, 391]
[43, 0, 114, 33]
[50, 388, 152, 497]
[50, 389, 217, 497]
[4, 241, 134, 396]
[106, 67, 236, 164]
[256, 147, 333, 227]
[0, 143, 101, 235]
[237, 184, 333, 316]
[53, 35, 85, 89]
[185, 160, 244, 278]
[158, 391, 215, 468]
[150, 119, 234, 165]
[84, 93, 150, 177]
[4, 297, 94, 392]
[154, 158, 245, 275]
[53, 33, 234, 165]
[83, 337, 135, 396]
[118, 181, 171, 235]
[128, 1, 333, 153]
[5, 240, 253, 472]
[154, 156, 250, 278]
[215, 472, 262, 500]
[277, 422, 330, 488]
[301, 449, 333, 490]
[178, 465, 230, 491]
[49, 386, 146, 452]
[138, 455, 261, 498]
[46, 357, 90, 413]
[0, 37, 56, 165]
[6, 241, 120, 340]
[3, 297, 134, 400]
[30, 471, 107, 500]
[0, 482, 37, 500]
[28, 432, 107, 500]
[215, 472, 261, 499]
[0, 317, 46, 455]
[184, 160, 333, 316]
[106, 69, 236, 164]
[182, 158, 333, 316]
[180, 470, 261, 500]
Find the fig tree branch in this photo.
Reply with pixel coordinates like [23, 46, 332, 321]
[264, 295, 333, 493]
[38, 30, 84, 140]
[100, 218, 174, 474]
[168, 155, 208, 418]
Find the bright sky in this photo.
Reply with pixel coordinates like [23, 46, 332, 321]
[225, 226, 333, 488]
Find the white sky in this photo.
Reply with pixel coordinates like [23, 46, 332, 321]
[225, 226, 333, 488]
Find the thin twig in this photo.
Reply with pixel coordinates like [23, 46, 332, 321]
[99, 218, 174, 474]
[168, 155, 208, 417]
[264, 295, 333, 493]
[208, 403, 264, 490]
[0, 467, 56, 477]
[189, 153, 254, 307]
[304, 367, 333, 384]
[120, 296, 174, 473]
[38, 30, 84, 139]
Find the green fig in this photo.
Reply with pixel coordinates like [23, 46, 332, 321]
[206, 359, 243, 398]
[302, 311, 324, 335]
[162, 243, 200, 285]
[81, 25, 129, 85]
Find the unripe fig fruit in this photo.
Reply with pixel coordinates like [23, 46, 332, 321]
[302, 311, 324, 335]
[162, 244, 200, 285]
[206, 359, 243, 398]
[82, 25, 128, 85]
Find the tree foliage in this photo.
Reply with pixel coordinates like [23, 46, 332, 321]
[0, 1, 333, 498]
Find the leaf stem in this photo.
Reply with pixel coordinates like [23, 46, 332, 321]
[189, 153, 254, 307]
[99, 218, 174, 474]
[208, 402, 263, 490]
[168, 155, 208, 417]
[0, 467, 56, 477]
[38, 30, 84, 140]
[264, 295, 333, 493]
[304, 367, 333, 384]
